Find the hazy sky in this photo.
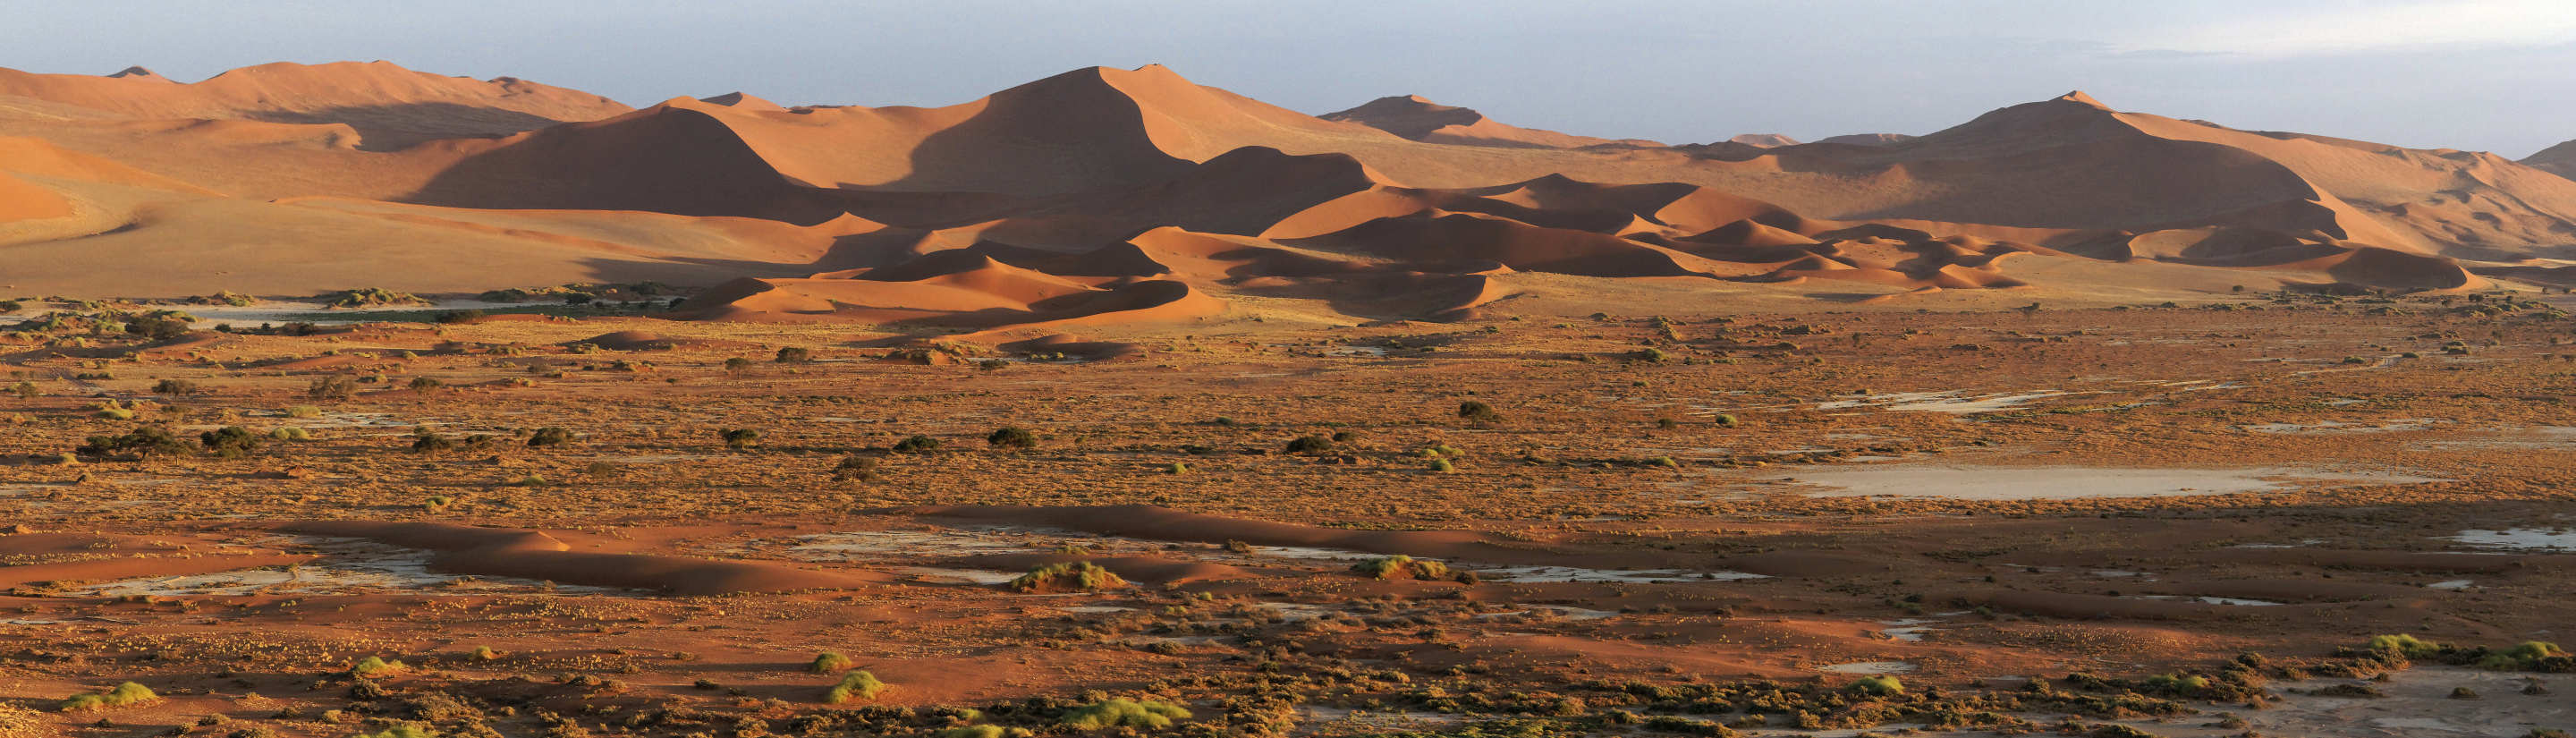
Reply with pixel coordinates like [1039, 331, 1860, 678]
[7, 0, 2575, 157]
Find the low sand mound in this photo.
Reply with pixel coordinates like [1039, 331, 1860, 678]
[897, 504, 1674, 570]
[1321, 95, 1653, 148]
[282, 521, 878, 596]
[0, 61, 630, 148]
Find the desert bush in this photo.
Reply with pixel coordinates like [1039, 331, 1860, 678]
[719, 428, 762, 450]
[199, 426, 262, 458]
[322, 288, 427, 309]
[526, 427, 573, 447]
[286, 405, 324, 419]
[308, 375, 358, 401]
[6, 381, 34, 398]
[1008, 562, 1126, 592]
[79, 426, 191, 459]
[809, 652, 853, 674]
[1060, 699, 1190, 730]
[824, 671, 885, 704]
[1352, 555, 1448, 581]
[411, 431, 455, 454]
[272, 427, 314, 441]
[723, 357, 753, 373]
[431, 310, 483, 324]
[987, 427, 1037, 449]
[834, 454, 879, 481]
[1634, 347, 1669, 362]
[1713, 413, 1739, 428]
[152, 378, 201, 395]
[939, 726, 1032, 738]
[468, 646, 499, 661]
[350, 657, 407, 678]
[407, 377, 444, 391]
[775, 346, 812, 363]
[892, 434, 941, 454]
[1429, 458, 1455, 472]
[58, 682, 159, 712]
[1457, 400, 1503, 423]
[2366, 634, 2442, 658]
[509, 474, 549, 487]
[1284, 435, 1336, 454]
[423, 496, 455, 512]
[352, 726, 433, 738]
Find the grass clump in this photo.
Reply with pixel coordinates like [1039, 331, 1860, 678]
[719, 428, 762, 450]
[352, 726, 434, 738]
[892, 434, 941, 454]
[350, 657, 408, 678]
[1847, 675, 1903, 696]
[58, 682, 159, 712]
[824, 671, 885, 704]
[987, 427, 1037, 449]
[775, 346, 812, 363]
[809, 652, 853, 674]
[2365, 634, 2442, 658]
[1008, 562, 1126, 592]
[1060, 699, 1191, 730]
[151, 378, 202, 395]
[1352, 555, 1448, 581]
[939, 727, 1031, 738]
[271, 427, 313, 441]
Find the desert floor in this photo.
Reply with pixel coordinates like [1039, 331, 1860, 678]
[2, 289, 2572, 738]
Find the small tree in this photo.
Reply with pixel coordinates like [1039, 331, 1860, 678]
[723, 357, 754, 373]
[199, 426, 262, 458]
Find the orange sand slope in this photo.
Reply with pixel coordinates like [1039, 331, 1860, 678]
[4, 62, 2572, 331]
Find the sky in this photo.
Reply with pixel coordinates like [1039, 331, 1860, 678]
[5, 0, 2574, 157]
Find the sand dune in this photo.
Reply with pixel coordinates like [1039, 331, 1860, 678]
[0, 62, 2563, 331]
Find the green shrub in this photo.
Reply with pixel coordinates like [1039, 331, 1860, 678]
[152, 378, 201, 395]
[824, 671, 885, 704]
[775, 346, 812, 363]
[1847, 675, 1903, 696]
[1009, 562, 1126, 592]
[940, 726, 1030, 738]
[1352, 555, 1448, 581]
[723, 357, 753, 373]
[809, 652, 853, 674]
[58, 682, 159, 712]
[352, 726, 434, 738]
[893, 435, 941, 454]
[271, 427, 314, 441]
[1713, 414, 1739, 428]
[1284, 435, 1335, 454]
[2367, 634, 2441, 658]
[720, 428, 762, 450]
[834, 454, 879, 481]
[987, 427, 1037, 449]
[1429, 458, 1454, 473]
[1060, 699, 1191, 730]
[407, 377, 444, 391]
[321, 288, 427, 309]
[526, 427, 573, 447]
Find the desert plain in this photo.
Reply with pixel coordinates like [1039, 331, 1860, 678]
[0, 60, 2572, 738]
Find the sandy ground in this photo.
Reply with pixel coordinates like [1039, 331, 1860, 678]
[1, 289, 2572, 737]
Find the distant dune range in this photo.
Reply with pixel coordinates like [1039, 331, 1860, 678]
[6, 61, 2576, 332]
